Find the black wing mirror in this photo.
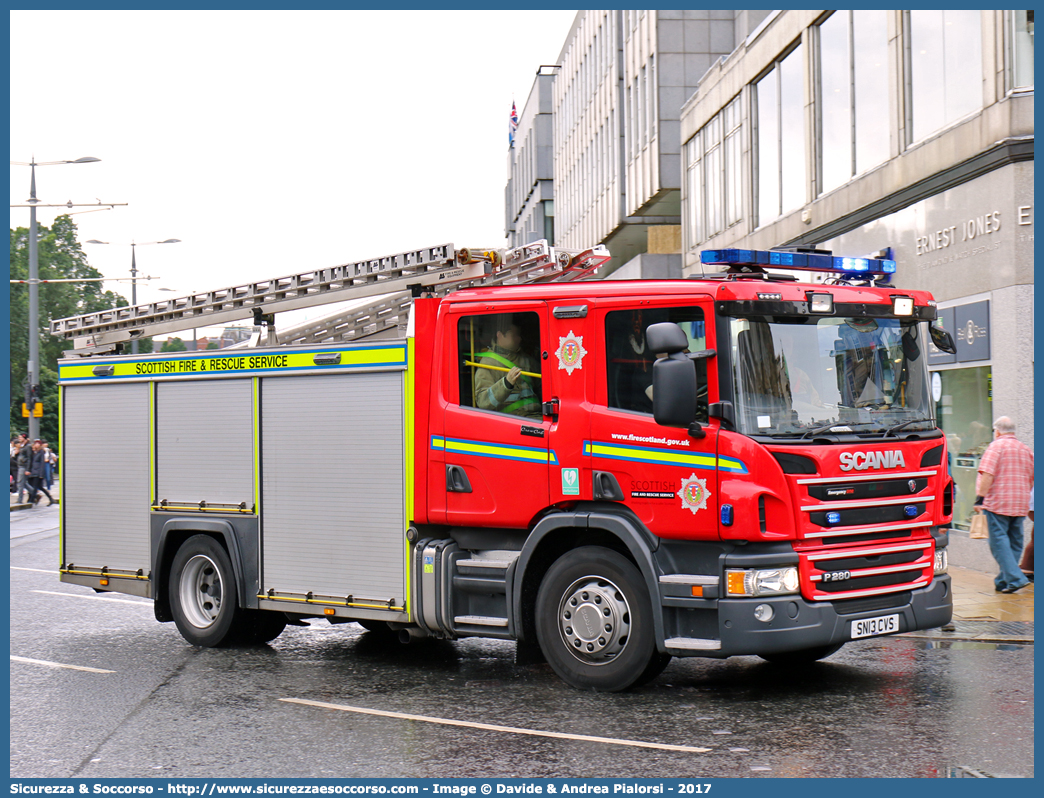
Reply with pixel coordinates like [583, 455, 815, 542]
[930, 321, 956, 354]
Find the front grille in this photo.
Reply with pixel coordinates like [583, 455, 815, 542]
[807, 478, 927, 501]
[809, 502, 925, 527]
[796, 470, 939, 542]
[799, 539, 934, 602]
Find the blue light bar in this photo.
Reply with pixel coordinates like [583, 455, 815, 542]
[701, 248, 897, 276]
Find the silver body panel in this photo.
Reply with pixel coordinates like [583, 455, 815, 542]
[156, 379, 254, 507]
[62, 382, 151, 572]
[260, 372, 406, 601]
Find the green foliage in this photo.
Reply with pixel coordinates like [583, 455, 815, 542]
[206, 341, 219, 350]
[160, 337, 188, 352]
[9, 215, 129, 445]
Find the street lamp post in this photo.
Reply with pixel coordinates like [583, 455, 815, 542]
[10, 156, 101, 440]
[86, 239, 181, 353]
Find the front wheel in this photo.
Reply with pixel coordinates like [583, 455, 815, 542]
[759, 642, 844, 665]
[169, 534, 243, 647]
[535, 546, 659, 692]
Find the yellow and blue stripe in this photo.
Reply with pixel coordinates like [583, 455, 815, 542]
[582, 440, 747, 474]
[432, 436, 559, 466]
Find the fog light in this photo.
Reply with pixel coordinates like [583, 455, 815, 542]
[934, 548, 948, 575]
[754, 604, 774, 623]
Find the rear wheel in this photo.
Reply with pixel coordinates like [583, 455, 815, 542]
[169, 535, 243, 647]
[535, 546, 659, 692]
[759, 642, 844, 665]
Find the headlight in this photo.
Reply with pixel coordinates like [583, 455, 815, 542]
[725, 567, 800, 597]
[934, 548, 948, 575]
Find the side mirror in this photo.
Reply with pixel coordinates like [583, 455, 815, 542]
[930, 322, 956, 354]
[653, 356, 697, 427]
[646, 322, 689, 355]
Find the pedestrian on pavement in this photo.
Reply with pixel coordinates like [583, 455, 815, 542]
[1019, 487, 1033, 582]
[976, 416, 1034, 594]
[26, 439, 55, 507]
[15, 435, 33, 503]
[42, 440, 56, 490]
[10, 437, 22, 493]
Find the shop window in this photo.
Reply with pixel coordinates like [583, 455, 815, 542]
[933, 366, 993, 530]
[605, 307, 708, 421]
[458, 312, 543, 419]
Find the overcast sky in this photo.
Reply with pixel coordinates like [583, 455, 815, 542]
[10, 9, 578, 337]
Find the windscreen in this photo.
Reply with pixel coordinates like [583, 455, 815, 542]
[729, 316, 934, 438]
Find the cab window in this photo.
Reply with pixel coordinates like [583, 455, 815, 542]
[457, 312, 543, 419]
[605, 307, 708, 421]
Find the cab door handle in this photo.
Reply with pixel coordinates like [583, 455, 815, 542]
[446, 465, 473, 493]
[592, 471, 624, 501]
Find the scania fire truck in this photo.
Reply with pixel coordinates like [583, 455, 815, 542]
[53, 240, 956, 691]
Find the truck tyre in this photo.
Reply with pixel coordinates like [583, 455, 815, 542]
[535, 546, 658, 692]
[759, 642, 844, 665]
[169, 534, 244, 647]
[237, 610, 287, 645]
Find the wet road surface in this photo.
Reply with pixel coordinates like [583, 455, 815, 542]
[11, 531, 1034, 779]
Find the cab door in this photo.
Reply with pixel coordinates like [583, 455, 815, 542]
[441, 302, 552, 529]
[586, 299, 722, 540]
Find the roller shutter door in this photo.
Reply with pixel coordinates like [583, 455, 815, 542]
[62, 383, 150, 572]
[156, 379, 253, 507]
[261, 373, 405, 601]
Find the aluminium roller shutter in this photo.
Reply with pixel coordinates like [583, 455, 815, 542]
[62, 383, 150, 572]
[260, 372, 406, 601]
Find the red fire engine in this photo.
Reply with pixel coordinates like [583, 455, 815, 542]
[54, 241, 956, 690]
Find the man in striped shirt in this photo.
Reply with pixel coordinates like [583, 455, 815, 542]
[976, 416, 1034, 594]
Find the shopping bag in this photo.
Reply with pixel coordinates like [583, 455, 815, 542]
[969, 512, 989, 539]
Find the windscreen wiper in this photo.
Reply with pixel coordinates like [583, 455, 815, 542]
[884, 418, 935, 437]
[800, 421, 882, 439]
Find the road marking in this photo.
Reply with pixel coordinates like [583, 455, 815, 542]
[33, 590, 152, 607]
[11, 655, 114, 674]
[11, 567, 56, 574]
[280, 697, 711, 753]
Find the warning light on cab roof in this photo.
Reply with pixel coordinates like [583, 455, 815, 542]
[700, 248, 897, 276]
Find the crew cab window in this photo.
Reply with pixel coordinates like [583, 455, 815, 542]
[605, 307, 708, 421]
[457, 312, 543, 419]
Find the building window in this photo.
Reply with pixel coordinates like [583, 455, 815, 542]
[756, 43, 806, 226]
[685, 96, 742, 248]
[909, 10, 984, 143]
[818, 10, 890, 195]
[685, 132, 703, 247]
[1012, 10, 1034, 89]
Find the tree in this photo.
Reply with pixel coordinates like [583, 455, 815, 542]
[160, 337, 188, 352]
[9, 215, 129, 445]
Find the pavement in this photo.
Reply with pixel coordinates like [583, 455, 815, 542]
[10, 484, 1033, 643]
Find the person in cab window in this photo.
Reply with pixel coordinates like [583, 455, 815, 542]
[474, 316, 542, 418]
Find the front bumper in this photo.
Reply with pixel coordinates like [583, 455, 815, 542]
[661, 575, 952, 657]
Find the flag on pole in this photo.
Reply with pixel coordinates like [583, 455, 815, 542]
[509, 101, 519, 146]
